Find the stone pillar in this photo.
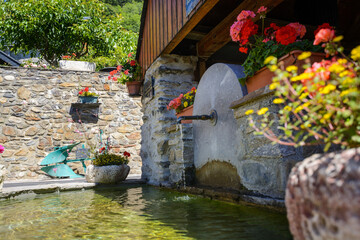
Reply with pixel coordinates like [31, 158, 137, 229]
[140, 54, 197, 186]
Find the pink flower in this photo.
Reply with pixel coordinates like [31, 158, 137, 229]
[314, 29, 335, 45]
[257, 6, 267, 14]
[0, 145, 4, 153]
[113, 76, 118, 81]
[117, 65, 122, 71]
[124, 69, 129, 75]
[230, 20, 244, 42]
[108, 76, 111, 80]
[287, 22, 306, 38]
[128, 52, 133, 57]
[237, 10, 255, 21]
[262, 38, 270, 43]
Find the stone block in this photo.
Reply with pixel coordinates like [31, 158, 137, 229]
[2, 126, 16, 136]
[17, 86, 31, 100]
[25, 126, 39, 136]
[286, 148, 360, 240]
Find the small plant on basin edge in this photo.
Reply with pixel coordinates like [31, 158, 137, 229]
[246, 30, 360, 152]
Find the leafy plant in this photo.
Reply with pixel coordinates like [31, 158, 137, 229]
[246, 31, 360, 152]
[92, 152, 129, 166]
[108, 52, 141, 84]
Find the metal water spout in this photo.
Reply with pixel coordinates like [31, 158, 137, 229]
[177, 109, 218, 125]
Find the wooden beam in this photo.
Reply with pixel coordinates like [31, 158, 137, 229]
[162, 0, 220, 54]
[186, 31, 207, 41]
[197, 0, 285, 58]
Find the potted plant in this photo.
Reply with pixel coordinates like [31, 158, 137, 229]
[167, 87, 196, 123]
[246, 31, 360, 151]
[230, 6, 328, 93]
[78, 87, 99, 103]
[108, 52, 142, 96]
[85, 144, 131, 184]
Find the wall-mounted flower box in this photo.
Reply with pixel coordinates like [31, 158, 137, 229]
[69, 103, 101, 123]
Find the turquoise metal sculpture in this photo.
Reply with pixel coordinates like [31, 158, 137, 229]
[40, 142, 92, 178]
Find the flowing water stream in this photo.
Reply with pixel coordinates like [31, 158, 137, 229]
[0, 185, 292, 239]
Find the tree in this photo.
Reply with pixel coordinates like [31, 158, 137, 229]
[0, 0, 129, 65]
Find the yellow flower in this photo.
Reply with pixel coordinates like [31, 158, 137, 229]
[323, 113, 332, 120]
[340, 88, 357, 97]
[273, 98, 285, 104]
[284, 106, 292, 111]
[351, 45, 360, 60]
[264, 56, 277, 65]
[339, 70, 351, 78]
[301, 123, 312, 129]
[299, 92, 309, 100]
[245, 109, 254, 115]
[183, 101, 188, 107]
[333, 35, 343, 42]
[294, 106, 303, 113]
[269, 82, 279, 90]
[257, 107, 269, 115]
[319, 84, 336, 94]
[298, 52, 311, 60]
[286, 65, 298, 72]
[343, 77, 354, 85]
[337, 58, 347, 64]
[269, 65, 277, 72]
[329, 63, 345, 73]
[291, 72, 314, 82]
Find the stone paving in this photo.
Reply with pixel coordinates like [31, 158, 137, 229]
[0, 174, 144, 199]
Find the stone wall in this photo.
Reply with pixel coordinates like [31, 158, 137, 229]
[140, 54, 197, 186]
[0, 66, 142, 180]
[230, 86, 309, 198]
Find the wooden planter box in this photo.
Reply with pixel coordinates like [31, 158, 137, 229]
[245, 50, 326, 93]
[176, 105, 194, 124]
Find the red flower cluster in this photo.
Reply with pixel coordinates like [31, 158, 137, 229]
[78, 87, 89, 95]
[230, 6, 308, 51]
[314, 23, 333, 36]
[275, 25, 297, 45]
[107, 53, 140, 84]
[123, 151, 131, 157]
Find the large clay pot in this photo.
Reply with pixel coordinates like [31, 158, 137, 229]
[126, 81, 142, 96]
[245, 50, 326, 93]
[176, 105, 194, 123]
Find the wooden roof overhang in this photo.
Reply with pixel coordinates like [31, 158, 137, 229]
[136, 0, 360, 81]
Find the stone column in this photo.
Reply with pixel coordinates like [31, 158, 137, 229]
[140, 54, 197, 186]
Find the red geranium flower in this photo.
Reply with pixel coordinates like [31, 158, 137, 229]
[130, 60, 136, 66]
[99, 147, 105, 153]
[123, 151, 130, 157]
[124, 69, 130, 75]
[275, 25, 297, 45]
[84, 87, 89, 92]
[78, 90, 83, 95]
[314, 23, 333, 36]
[239, 47, 248, 53]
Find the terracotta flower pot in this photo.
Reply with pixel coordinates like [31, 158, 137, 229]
[176, 105, 194, 123]
[245, 50, 326, 93]
[126, 81, 142, 96]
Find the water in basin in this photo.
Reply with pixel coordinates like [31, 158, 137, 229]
[0, 185, 291, 239]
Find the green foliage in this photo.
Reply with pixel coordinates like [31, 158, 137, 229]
[0, 0, 138, 67]
[239, 37, 322, 85]
[119, 1, 143, 32]
[93, 153, 129, 166]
